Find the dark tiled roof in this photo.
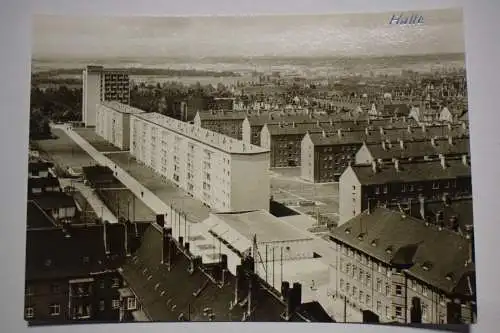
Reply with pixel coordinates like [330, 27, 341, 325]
[350, 159, 471, 185]
[31, 192, 77, 209]
[388, 197, 474, 233]
[329, 207, 474, 296]
[82, 166, 116, 185]
[28, 161, 53, 173]
[25, 222, 143, 280]
[198, 112, 247, 121]
[120, 225, 244, 322]
[27, 177, 61, 191]
[307, 125, 467, 147]
[294, 301, 335, 322]
[362, 137, 470, 161]
[121, 224, 327, 322]
[26, 201, 56, 228]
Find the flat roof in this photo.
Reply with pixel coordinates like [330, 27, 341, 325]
[100, 101, 145, 115]
[132, 112, 269, 155]
[211, 210, 314, 244]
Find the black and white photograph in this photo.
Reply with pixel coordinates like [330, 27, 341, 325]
[25, 6, 475, 329]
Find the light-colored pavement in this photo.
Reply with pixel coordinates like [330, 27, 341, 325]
[59, 178, 118, 223]
[54, 124, 171, 216]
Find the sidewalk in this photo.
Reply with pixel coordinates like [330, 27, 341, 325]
[59, 178, 118, 223]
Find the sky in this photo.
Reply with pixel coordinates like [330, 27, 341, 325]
[32, 8, 464, 60]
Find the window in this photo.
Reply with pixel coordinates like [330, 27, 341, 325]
[352, 266, 357, 279]
[377, 301, 382, 313]
[352, 286, 357, 297]
[395, 285, 403, 296]
[375, 187, 380, 194]
[346, 263, 351, 275]
[383, 185, 388, 194]
[99, 300, 105, 311]
[112, 299, 120, 310]
[366, 294, 371, 304]
[49, 304, 60, 316]
[401, 184, 406, 192]
[422, 304, 428, 321]
[395, 306, 403, 318]
[409, 184, 414, 192]
[410, 279, 416, 291]
[385, 284, 391, 296]
[366, 273, 371, 286]
[376, 279, 382, 293]
[386, 306, 391, 319]
[50, 283, 60, 294]
[112, 278, 120, 288]
[99, 280, 105, 289]
[432, 182, 440, 189]
[25, 307, 34, 319]
[359, 291, 364, 303]
[25, 286, 33, 296]
[346, 283, 351, 293]
[422, 286, 428, 296]
[340, 279, 345, 290]
[127, 297, 137, 310]
[358, 269, 363, 282]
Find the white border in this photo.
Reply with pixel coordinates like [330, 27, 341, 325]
[1, 0, 499, 332]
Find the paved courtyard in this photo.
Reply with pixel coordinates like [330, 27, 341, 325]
[270, 167, 339, 225]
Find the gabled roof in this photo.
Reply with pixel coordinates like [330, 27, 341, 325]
[329, 207, 474, 296]
[25, 222, 145, 280]
[351, 159, 471, 185]
[27, 177, 61, 190]
[31, 192, 77, 209]
[121, 224, 331, 322]
[362, 137, 470, 161]
[27, 201, 56, 228]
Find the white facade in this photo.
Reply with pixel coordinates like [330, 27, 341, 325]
[95, 102, 144, 150]
[130, 112, 270, 212]
[82, 66, 102, 127]
[300, 133, 315, 182]
[338, 166, 362, 225]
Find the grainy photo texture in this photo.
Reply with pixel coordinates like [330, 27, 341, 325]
[25, 7, 475, 330]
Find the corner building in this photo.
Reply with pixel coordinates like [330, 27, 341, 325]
[130, 112, 271, 212]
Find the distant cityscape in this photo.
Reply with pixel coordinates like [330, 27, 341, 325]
[25, 9, 474, 331]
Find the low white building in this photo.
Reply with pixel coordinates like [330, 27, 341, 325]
[95, 101, 144, 150]
[130, 112, 270, 212]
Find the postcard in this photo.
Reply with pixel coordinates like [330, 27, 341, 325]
[26, 7, 474, 330]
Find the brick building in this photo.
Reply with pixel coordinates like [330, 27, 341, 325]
[339, 157, 472, 224]
[24, 202, 148, 325]
[328, 207, 475, 324]
[194, 111, 247, 140]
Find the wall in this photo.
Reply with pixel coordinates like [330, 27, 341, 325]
[230, 152, 270, 212]
[83, 71, 101, 127]
[300, 134, 314, 182]
[338, 167, 361, 225]
[355, 145, 374, 165]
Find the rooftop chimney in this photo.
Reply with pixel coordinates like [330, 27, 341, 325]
[103, 221, 110, 255]
[407, 125, 412, 134]
[162, 227, 173, 266]
[439, 154, 447, 169]
[400, 139, 405, 150]
[462, 154, 469, 166]
[156, 214, 165, 228]
[448, 136, 454, 146]
[337, 129, 343, 138]
[421, 124, 427, 133]
[124, 220, 131, 257]
[365, 127, 370, 136]
[394, 159, 400, 172]
[329, 119, 333, 126]
[381, 141, 387, 151]
[292, 121, 296, 128]
[462, 122, 467, 130]
[431, 137, 437, 147]
[379, 127, 385, 136]
[371, 161, 378, 174]
[419, 196, 426, 221]
[281, 281, 290, 301]
[447, 123, 452, 131]
[316, 120, 320, 127]
[322, 130, 327, 138]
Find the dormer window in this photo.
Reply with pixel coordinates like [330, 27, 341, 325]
[345, 228, 351, 235]
[385, 246, 393, 255]
[422, 261, 433, 271]
[371, 239, 378, 247]
[357, 233, 365, 241]
[445, 273, 454, 281]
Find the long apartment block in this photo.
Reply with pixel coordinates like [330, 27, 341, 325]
[96, 101, 145, 150]
[129, 112, 271, 212]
